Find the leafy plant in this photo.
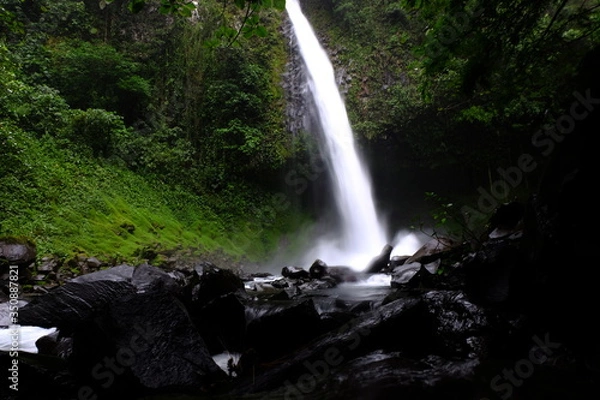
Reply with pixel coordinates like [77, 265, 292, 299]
[62, 108, 130, 157]
[46, 39, 150, 123]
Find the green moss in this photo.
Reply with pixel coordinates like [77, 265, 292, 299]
[0, 235, 36, 247]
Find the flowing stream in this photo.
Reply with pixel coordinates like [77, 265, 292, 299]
[286, 0, 388, 270]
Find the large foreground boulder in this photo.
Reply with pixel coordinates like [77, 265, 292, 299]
[18, 280, 136, 332]
[68, 284, 227, 397]
[14, 263, 230, 398]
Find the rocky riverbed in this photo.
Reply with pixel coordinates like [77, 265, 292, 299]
[1, 194, 599, 400]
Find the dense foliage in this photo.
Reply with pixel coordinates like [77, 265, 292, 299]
[0, 0, 301, 263]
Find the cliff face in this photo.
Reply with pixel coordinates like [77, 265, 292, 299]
[285, 0, 600, 233]
[282, 18, 309, 138]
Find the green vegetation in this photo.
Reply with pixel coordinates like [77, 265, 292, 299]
[0, 125, 303, 262]
[0, 0, 303, 264]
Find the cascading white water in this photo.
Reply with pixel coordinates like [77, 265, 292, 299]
[286, 0, 388, 270]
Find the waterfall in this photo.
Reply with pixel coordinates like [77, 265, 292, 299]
[286, 0, 388, 270]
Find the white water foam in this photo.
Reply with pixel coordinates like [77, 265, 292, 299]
[0, 326, 57, 354]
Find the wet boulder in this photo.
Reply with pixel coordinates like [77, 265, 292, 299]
[0, 237, 36, 266]
[131, 263, 181, 295]
[298, 277, 337, 292]
[324, 266, 363, 283]
[311, 351, 480, 400]
[69, 264, 134, 284]
[188, 262, 246, 304]
[309, 259, 328, 279]
[234, 290, 498, 398]
[307, 260, 361, 284]
[18, 280, 136, 332]
[406, 237, 460, 264]
[389, 255, 410, 269]
[69, 283, 227, 397]
[421, 290, 490, 358]
[269, 284, 304, 300]
[185, 262, 247, 355]
[234, 297, 425, 395]
[405, 265, 439, 289]
[245, 299, 324, 362]
[390, 262, 422, 287]
[18, 263, 185, 332]
[364, 244, 394, 273]
[0, 237, 36, 284]
[191, 292, 246, 355]
[282, 265, 310, 280]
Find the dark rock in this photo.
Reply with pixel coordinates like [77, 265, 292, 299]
[235, 288, 501, 398]
[85, 257, 103, 269]
[349, 300, 374, 314]
[0, 351, 74, 400]
[37, 257, 59, 272]
[298, 277, 337, 291]
[236, 348, 260, 378]
[313, 351, 479, 400]
[184, 263, 247, 355]
[462, 237, 525, 305]
[68, 263, 178, 294]
[235, 297, 424, 395]
[245, 299, 324, 361]
[406, 237, 459, 264]
[269, 285, 303, 300]
[390, 262, 421, 287]
[325, 265, 363, 283]
[389, 255, 410, 269]
[405, 265, 439, 289]
[132, 263, 180, 294]
[281, 265, 310, 280]
[166, 270, 187, 287]
[364, 244, 394, 273]
[487, 201, 525, 239]
[70, 264, 134, 284]
[18, 280, 136, 332]
[309, 258, 328, 279]
[189, 262, 246, 305]
[319, 310, 359, 332]
[35, 329, 73, 358]
[270, 278, 290, 289]
[421, 290, 490, 358]
[0, 237, 36, 266]
[248, 272, 273, 279]
[188, 292, 246, 355]
[70, 284, 227, 396]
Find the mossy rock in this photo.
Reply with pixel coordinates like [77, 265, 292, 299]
[0, 235, 37, 266]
